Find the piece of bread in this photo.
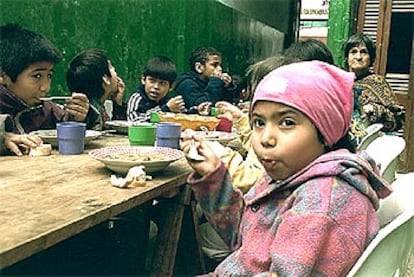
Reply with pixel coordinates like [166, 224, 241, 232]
[110, 166, 152, 188]
[29, 144, 52, 156]
[128, 177, 147, 187]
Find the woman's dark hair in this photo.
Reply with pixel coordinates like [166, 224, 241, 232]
[284, 38, 334, 65]
[343, 33, 376, 70]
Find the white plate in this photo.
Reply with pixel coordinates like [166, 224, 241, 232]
[181, 131, 239, 144]
[30, 129, 102, 147]
[89, 146, 184, 174]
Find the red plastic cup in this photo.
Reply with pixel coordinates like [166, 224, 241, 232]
[216, 117, 233, 132]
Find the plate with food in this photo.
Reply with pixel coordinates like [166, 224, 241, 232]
[104, 120, 136, 134]
[182, 131, 240, 145]
[30, 129, 102, 147]
[105, 120, 149, 134]
[89, 146, 184, 174]
[158, 112, 219, 131]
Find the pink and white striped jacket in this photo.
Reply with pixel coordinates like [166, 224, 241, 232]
[188, 149, 392, 276]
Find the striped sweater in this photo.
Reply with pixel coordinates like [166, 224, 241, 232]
[126, 85, 171, 122]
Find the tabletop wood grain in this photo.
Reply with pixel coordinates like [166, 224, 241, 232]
[0, 135, 191, 268]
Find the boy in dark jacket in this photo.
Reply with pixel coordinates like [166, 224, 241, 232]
[127, 56, 184, 122]
[0, 24, 90, 134]
[175, 46, 237, 113]
[66, 48, 127, 130]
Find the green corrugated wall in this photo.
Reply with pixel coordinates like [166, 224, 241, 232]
[0, 0, 287, 99]
[326, 0, 352, 67]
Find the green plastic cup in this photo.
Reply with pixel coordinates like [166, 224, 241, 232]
[150, 112, 160, 123]
[211, 107, 222, 116]
[128, 123, 156, 146]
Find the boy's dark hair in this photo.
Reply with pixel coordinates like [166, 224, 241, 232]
[143, 56, 177, 85]
[188, 46, 221, 71]
[284, 38, 334, 65]
[0, 23, 62, 82]
[66, 48, 110, 99]
[343, 33, 376, 70]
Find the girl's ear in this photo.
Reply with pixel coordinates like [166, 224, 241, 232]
[195, 62, 204, 74]
[141, 75, 146, 85]
[102, 75, 111, 85]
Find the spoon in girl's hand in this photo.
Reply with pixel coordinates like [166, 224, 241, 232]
[185, 139, 205, 162]
[39, 96, 72, 101]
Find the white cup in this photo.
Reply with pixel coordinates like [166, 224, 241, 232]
[104, 100, 113, 120]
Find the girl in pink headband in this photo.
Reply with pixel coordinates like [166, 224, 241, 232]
[182, 61, 391, 276]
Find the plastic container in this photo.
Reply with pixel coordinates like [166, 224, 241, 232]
[156, 123, 181, 149]
[56, 122, 86, 155]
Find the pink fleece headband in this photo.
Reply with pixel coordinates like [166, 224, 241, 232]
[252, 61, 355, 147]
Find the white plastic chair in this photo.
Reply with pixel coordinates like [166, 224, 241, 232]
[357, 123, 384, 151]
[365, 135, 406, 183]
[348, 173, 414, 277]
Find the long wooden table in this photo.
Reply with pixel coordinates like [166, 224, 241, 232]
[0, 135, 194, 275]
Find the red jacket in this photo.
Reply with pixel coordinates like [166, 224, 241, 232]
[0, 85, 69, 134]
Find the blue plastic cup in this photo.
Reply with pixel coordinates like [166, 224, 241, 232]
[56, 122, 86, 155]
[156, 123, 182, 149]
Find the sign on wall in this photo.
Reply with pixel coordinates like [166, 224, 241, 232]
[301, 0, 329, 20]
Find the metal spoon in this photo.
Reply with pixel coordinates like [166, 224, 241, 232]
[39, 96, 72, 101]
[100, 130, 118, 136]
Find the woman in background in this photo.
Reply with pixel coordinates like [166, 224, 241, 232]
[344, 33, 404, 133]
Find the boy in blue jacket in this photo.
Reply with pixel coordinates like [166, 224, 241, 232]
[175, 46, 237, 113]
